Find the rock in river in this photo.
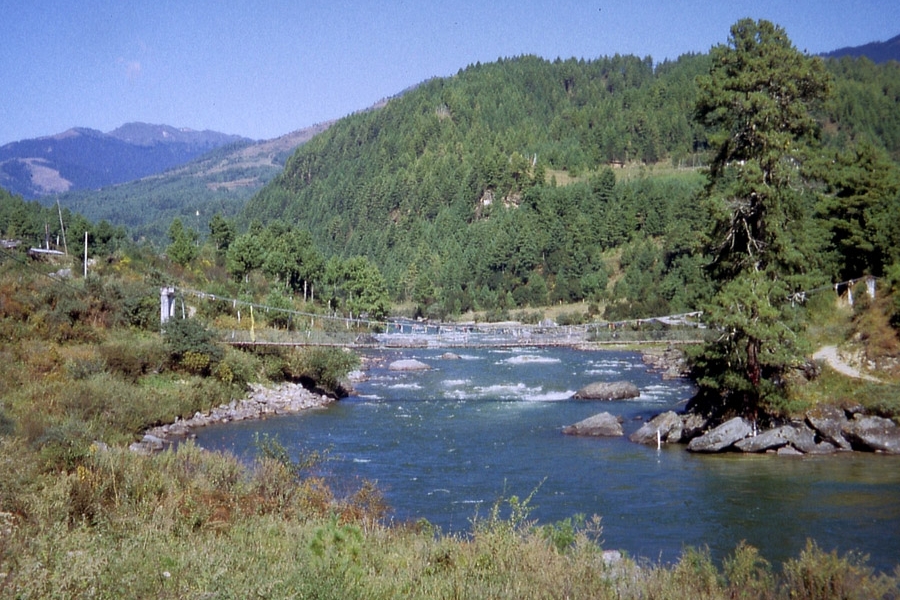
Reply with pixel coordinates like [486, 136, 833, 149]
[563, 412, 624, 437]
[842, 414, 900, 454]
[388, 359, 431, 371]
[687, 417, 753, 453]
[629, 411, 685, 445]
[572, 381, 639, 400]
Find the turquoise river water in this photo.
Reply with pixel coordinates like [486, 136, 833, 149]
[194, 347, 900, 571]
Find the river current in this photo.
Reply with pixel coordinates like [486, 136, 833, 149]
[194, 347, 900, 571]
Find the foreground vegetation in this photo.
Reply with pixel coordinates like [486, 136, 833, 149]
[3, 18, 900, 597]
[4, 440, 899, 599]
[1, 215, 898, 599]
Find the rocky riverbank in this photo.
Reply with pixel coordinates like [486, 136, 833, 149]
[129, 382, 335, 454]
[627, 405, 900, 455]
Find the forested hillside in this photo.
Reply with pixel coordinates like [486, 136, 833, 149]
[242, 52, 900, 320]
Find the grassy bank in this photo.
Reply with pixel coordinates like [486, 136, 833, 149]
[3, 440, 898, 599]
[1, 257, 899, 598]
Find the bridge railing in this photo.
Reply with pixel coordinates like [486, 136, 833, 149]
[217, 322, 711, 348]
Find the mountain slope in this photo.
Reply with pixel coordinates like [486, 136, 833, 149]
[238, 51, 900, 318]
[53, 122, 333, 242]
[822, 33, 900, 64]
[0, 123, 248, 198]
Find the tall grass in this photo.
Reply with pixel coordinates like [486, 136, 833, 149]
[1, 244, 899, 597]
[3, 440, 896, 598]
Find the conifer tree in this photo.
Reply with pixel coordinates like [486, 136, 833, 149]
[689, 19, 832, 419]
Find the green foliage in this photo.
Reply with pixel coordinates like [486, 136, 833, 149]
[166, 217, 200, 267]
[100, 335, 168, 381]
[781, 539, 897, 600]
[723, 541, 776, 599]
[253, 432, 329, 479]
[283, 347, 360, 396]
[162, 317, 223, 372]
[690, 20, 832, 418]
[208, 213, 236, 255]
[813, 141, 900, 279]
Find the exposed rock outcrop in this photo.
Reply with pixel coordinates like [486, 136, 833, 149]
[572, 381, 639, 400]
[563, 412, 624, 437]
[734, 424, 835, 454]
[629, 411, 684, 445]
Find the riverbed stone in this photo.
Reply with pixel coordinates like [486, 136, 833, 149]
[629, 411, 683, 445]
[388, 359, 431, 371]
[687, 417, 752, 453]
[842, 414, 900, 454]
[806, 405, 852, 450]
[572, 381, 639, 400]
[776, 445, 804, 456]
[734, 426, 792, 453]
[562, 412, 624, 437]
[440, 352, 462, 360]
[681, 413, 708, 441]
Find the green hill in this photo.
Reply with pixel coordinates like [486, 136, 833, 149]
[242, 52, 900, 319]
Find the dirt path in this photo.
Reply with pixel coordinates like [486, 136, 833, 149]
[812, 345, 881, 382]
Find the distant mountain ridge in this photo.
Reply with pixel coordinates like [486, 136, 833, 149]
[51, 121, 334, 242]
[822, 33, 900, 64]
[0, 122, 248, 198]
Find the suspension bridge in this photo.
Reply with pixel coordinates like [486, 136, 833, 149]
[163, 287, 708, 349]
[162, 274, 876, 350]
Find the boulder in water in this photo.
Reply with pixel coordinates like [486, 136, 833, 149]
[806, 405, 852, 450]
[388, 359, 431, 372]
[629, 411, 684, 445]
[562, 412, 623, 437]
[842, 414, 900, 453]
[687, 417, 752, 453]
[572, 381, 639, 400]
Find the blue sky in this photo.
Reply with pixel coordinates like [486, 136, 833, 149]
[3, 1, 899, 145]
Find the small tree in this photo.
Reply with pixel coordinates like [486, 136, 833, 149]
[166, 218, 200, 267]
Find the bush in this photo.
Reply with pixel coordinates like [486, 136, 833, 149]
[100, 335, 168, 381]
[163, 317, 223, 371]
[0, 404, 14, 436]
[214, 346, 262, 387]
[283, 347, 360, 396]
[781, 539, 896, 600]
[61, 346, 108, 380]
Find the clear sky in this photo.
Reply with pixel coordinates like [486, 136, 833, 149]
[3, 0, 899, 146]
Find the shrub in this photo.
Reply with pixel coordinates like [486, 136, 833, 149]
[61, 346, 107, 380]
[32, 415, 96, 472]
[282, 347, 360, 396]
[723, 542, 775, 599]
[781, 539, 897, 600]
[100, 335, 168, 381]
[213, 346, 262, 387]
[163, 317, 223, 371]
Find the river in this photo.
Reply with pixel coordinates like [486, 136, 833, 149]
[194, 346, 900, 572]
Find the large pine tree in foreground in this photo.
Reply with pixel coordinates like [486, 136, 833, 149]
[689, 19, 832, 419]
